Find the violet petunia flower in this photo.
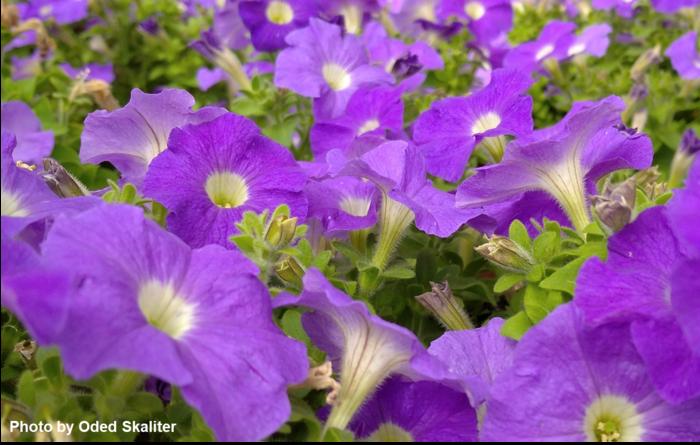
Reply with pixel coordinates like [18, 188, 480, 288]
[310, 85, 404, 157]
[59, 63, 115, 83]
[575, 203, 700, 403]
[142, 113, 307, 249]
[274, 268, 448, 431]
[304, 176, 380, 235]
[274, 18, 392, 119]
[1, 101, 54, 165]
[79, 88, 226, 185]
[437, 0, 513, 43]
[456, 96, 653, 234]
[413, 68, 534, 181]
[20, 0, 89, 24]
[481, 304, 700, 441]
[565, 23, 612, 58]
[429, 317, 516, 406]
[10, 51, 43, 81]
[239, 0, 318, 52]
[651, 0, 700, 13]
[503, 20, 576, 75]
[665, 31, 700, 80]
[668, 159, 700, 257]
[14, 204, 308, 441]
[345, 376, 478, 441]
[318, 0, 380, 34]
[389, 0, 440, 38]
[591, 0, 638, 18]
[211, 0, 249, 50]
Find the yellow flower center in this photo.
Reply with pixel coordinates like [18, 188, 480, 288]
[265, 1, 294, 25]
[1, 188, 28, 217]
[583, 395, 643, 442]
[536, 44, 555, 61]
[322, 63, 352, 91]
[138, 280, 196, 340]
[340, 196, 372, 217]
[367, 423, 414, 442]
[465, 1, 486, 20]
[357, 119, 380, 135]
[205, 171, 249, 209]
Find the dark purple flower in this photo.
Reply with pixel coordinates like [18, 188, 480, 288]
[15, 204, 308, 441]
[429, 317, 516, 406]
[456, 96, 653, 234]
[80, 88, 226, 185]
[274, 269, 448, 431]
[413, 68, 534, 181]
[310, 85, 404, 157]
[679, 129, 700, 156]
[274, 18, 392, 119]
[239, 0, 318, 51]
[59, 63, 115, 83]
[142, 113, 307, 249]
[1, 101, 54, 165]
[503, 21, 576, 75]
[139, 16, 160, 35]
[575, 205, 700, 404]
[651, 0, 700, 13]
[438, 0, 513, 43]
[346, 376, 478, 441]
[665, 31, 700, 80]
[144, 376, 172, 404]
[591, 0, 638, 18]
[481, 304, 700, 441]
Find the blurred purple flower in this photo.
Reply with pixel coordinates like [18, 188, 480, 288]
[1, 101, 54, 165]
[239, 0, 317, 51]
[59, 63, 114, 83]
[503, 20, 576, 75]
[438, 0, 513, 43]
[565, 23, 612, 58]
[665, 31, 700, 80]
[651, 0, 700, 13]
[591, 0, 637, 18]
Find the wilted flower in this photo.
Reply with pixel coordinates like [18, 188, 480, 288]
[416, 281, 473, 331]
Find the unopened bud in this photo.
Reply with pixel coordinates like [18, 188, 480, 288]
[591, 177, 636, 233]
[265, 215, 298, 248]
[475, 236, 535, 274]
[275, 256, 305, 287]
[630, 44, 661, 81]
[41, 158, 91, 197]
[416, 281, 473, 331]
[1, 2, 20, 27]
[669, 129, 700, 188]
[14, 340, 37, 369]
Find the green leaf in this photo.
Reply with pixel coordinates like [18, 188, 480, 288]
[322, 427, 355, 442]
[540, 257, 588, 294]
[524, 285, 563, 323]
[532, 231, 561, 262]
[501, 311, 533, 340]
[17, 370, 36, 406]
[382, 265, 416, 280]
[126, 392, 164, 417]
[508, 220, 531, 251]
[415, 249, 437, 285]
[494, 273, 525, 293]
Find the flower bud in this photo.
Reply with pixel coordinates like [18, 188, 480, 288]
[275, 256, 305, 287]
[475, 236, 535, 274]
[416, 281, 473, 330]
[669, 129, 700, 188]
[592, 177, 636, 233]
[630, 44, 661, 81]
[41, 158, 91, 197]
[265, 215, 298, 248]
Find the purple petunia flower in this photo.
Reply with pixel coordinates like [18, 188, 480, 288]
[1, 101, 54, 165]
[79, 88, 226, 185]
[211, 0, 250, 50]
[318, 0, 380, 34]
[20, 0, 89, 25]
[591, 0, 638, 18]
[503, 20, 576, 75]
[429, 317, 516, 406]
[575, 202, 700, 403]
[481, 303, 700, 441]
[668, 159, 700, 256]
[10, 51, 43, 81]
[14, 204, 308, 441]
[239, 0, 318, 52]
[142, 113, 307, 249]
[413, 68, 534, 181]
[388, 0, 440, 38]
[310, 85, 404, 157]
[437, 0, 513, 43]
[651, 0, 700, 13]
[456, 96, 653, 234]
[274, 268, 448, 431]
[565, 23, 612, 58]
[665, 31, 700, 80]
[274, 18, 392, 119]
[345, 376, 478, 441]
[305, 175, 380, 235]
[59, 63, 115, 83]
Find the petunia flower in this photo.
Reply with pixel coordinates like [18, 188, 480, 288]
[318, 0, 380, 34]
[239, 0, 318, 52]
[79, 88, 226, 185]
[665, 31, 700, 80]
[575, 201, 700, 403]
[413, 68, 534, 181]
[310, 85, 404, 157]
[274, 268, 448, 432]
[437, 0, 513, 43]
[274, 18, 392, 119]
[388, 0, 440, 38]
[20, 0, 89, 25]
[343, 376, 478, 441]
[456, 96, 653, 234]
[651, 0, 700, 14]
[591, 0, 638, 18]
[59, 62, 115, 83]
[1, 101, 54, 165]
[481, 303, 700, 441]
[428, 317, 516, 406]
[667, 159, 700, 257]
[503, 20, 576, 75]
[142, 113, 307, 249]
[12, 204, 308, 441]
[564, 23, 612, 58]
